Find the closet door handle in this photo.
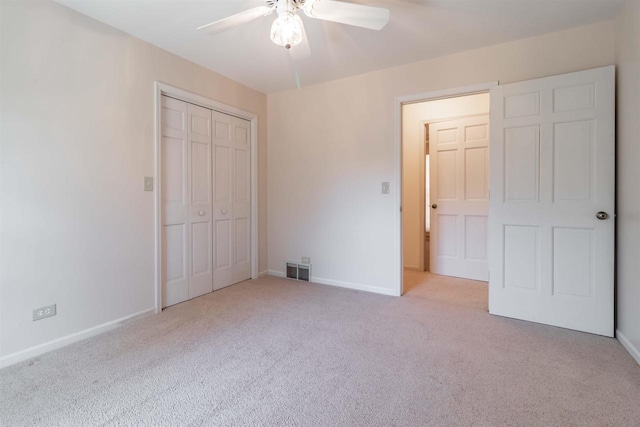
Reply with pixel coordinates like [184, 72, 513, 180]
[198, 210, 205, 216]
[221, 209, 227, 215]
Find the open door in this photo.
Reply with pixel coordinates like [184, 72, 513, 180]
[488, 66, 615, 336]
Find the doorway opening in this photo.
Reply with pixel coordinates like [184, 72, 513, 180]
[394, 82, 497, 296]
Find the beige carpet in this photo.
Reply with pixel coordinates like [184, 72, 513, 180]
[1, 272, 639, 426]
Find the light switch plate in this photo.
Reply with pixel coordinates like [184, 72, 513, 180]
[381, 182, 390, 194]
[144, 177, 154, 191]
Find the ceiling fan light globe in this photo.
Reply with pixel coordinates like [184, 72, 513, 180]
[270, 13, 302, 48]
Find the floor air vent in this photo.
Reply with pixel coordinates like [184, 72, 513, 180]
[286, 263, 311, 281]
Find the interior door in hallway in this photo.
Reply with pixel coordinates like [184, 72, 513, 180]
[488, 66, 615, 336]
[429, 115, 490, 281]
[212, 111, 252, 290]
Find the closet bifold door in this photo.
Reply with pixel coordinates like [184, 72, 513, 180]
[232, 116, 251, 284]
[187, 103, 214, 299]
[212, 112, 251, 290]
[161, 96, 189, 308]
[161, 97, 213, 308]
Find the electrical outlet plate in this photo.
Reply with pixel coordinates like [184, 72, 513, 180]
[33, 304, 56, 321]
[302, 257, 311, 264]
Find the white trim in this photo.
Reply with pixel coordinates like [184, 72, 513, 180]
[0, 308, 155, 369]
[417, 119, 428, 272]
[258, 270, 269, 277]
[268, 269, 286, 278]
[393, 92, 403, 297]
[617, 329, 640, 365]
[393, 81, 498, 297]
[251, 117, 259, 283]
[154, 82, 259, 313]
[267, 270, 397, 296]
[154, 85, 162, 314]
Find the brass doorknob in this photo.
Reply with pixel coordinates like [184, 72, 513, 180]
[431, 204, 437, 209]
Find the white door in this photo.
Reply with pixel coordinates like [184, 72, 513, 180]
[212, 112, 252, 290]
[162, 97, 251, 306]
[161, 97, 214, 308]
[232, 117, 252, 284]
[161, 96, 189, 307]
[488, 66, 614, 336]
[429, 115, 490, 281]
[186, 103, 213, 299]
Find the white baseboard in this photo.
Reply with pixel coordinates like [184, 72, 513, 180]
[267, 270, 398, 296]
[258, 270, 269, 277]
[0, 307, 155, 369]
[617, 329, 640, 366]
[268, 269, 286, 278]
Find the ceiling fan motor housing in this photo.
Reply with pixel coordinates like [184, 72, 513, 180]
[268, 0, 316, 17]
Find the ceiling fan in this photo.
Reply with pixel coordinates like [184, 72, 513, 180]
[197, 0, 390, 57]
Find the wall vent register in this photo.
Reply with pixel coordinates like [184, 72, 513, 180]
[286, 262, 311, 281]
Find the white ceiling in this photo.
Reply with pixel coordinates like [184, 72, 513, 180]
[55, 0, 623, 94]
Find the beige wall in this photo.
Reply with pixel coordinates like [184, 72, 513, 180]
[614, 0, 640, 364]
[3, 0, 633, 365]
[402, 94, 490, 270]
[0, 0, 268, 360]
[268, 21, 614, 294]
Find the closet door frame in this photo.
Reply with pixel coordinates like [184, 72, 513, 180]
[153, 82, 259, 313]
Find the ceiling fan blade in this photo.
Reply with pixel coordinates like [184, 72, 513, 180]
[290, 15, 311, 60]
[303, 0, 390, 30]
[197, 6, 272, 35]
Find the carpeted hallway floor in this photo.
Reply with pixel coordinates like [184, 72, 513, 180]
[1, 272, 640, 426]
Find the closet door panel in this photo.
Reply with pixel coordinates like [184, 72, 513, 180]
[187, 103, 213, 299]
[233, 117, 252, 283]
[213, 111, 234, 290]
[161, 96, 189, 308]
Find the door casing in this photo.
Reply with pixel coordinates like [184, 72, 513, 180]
[154, 82, 259, 313]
